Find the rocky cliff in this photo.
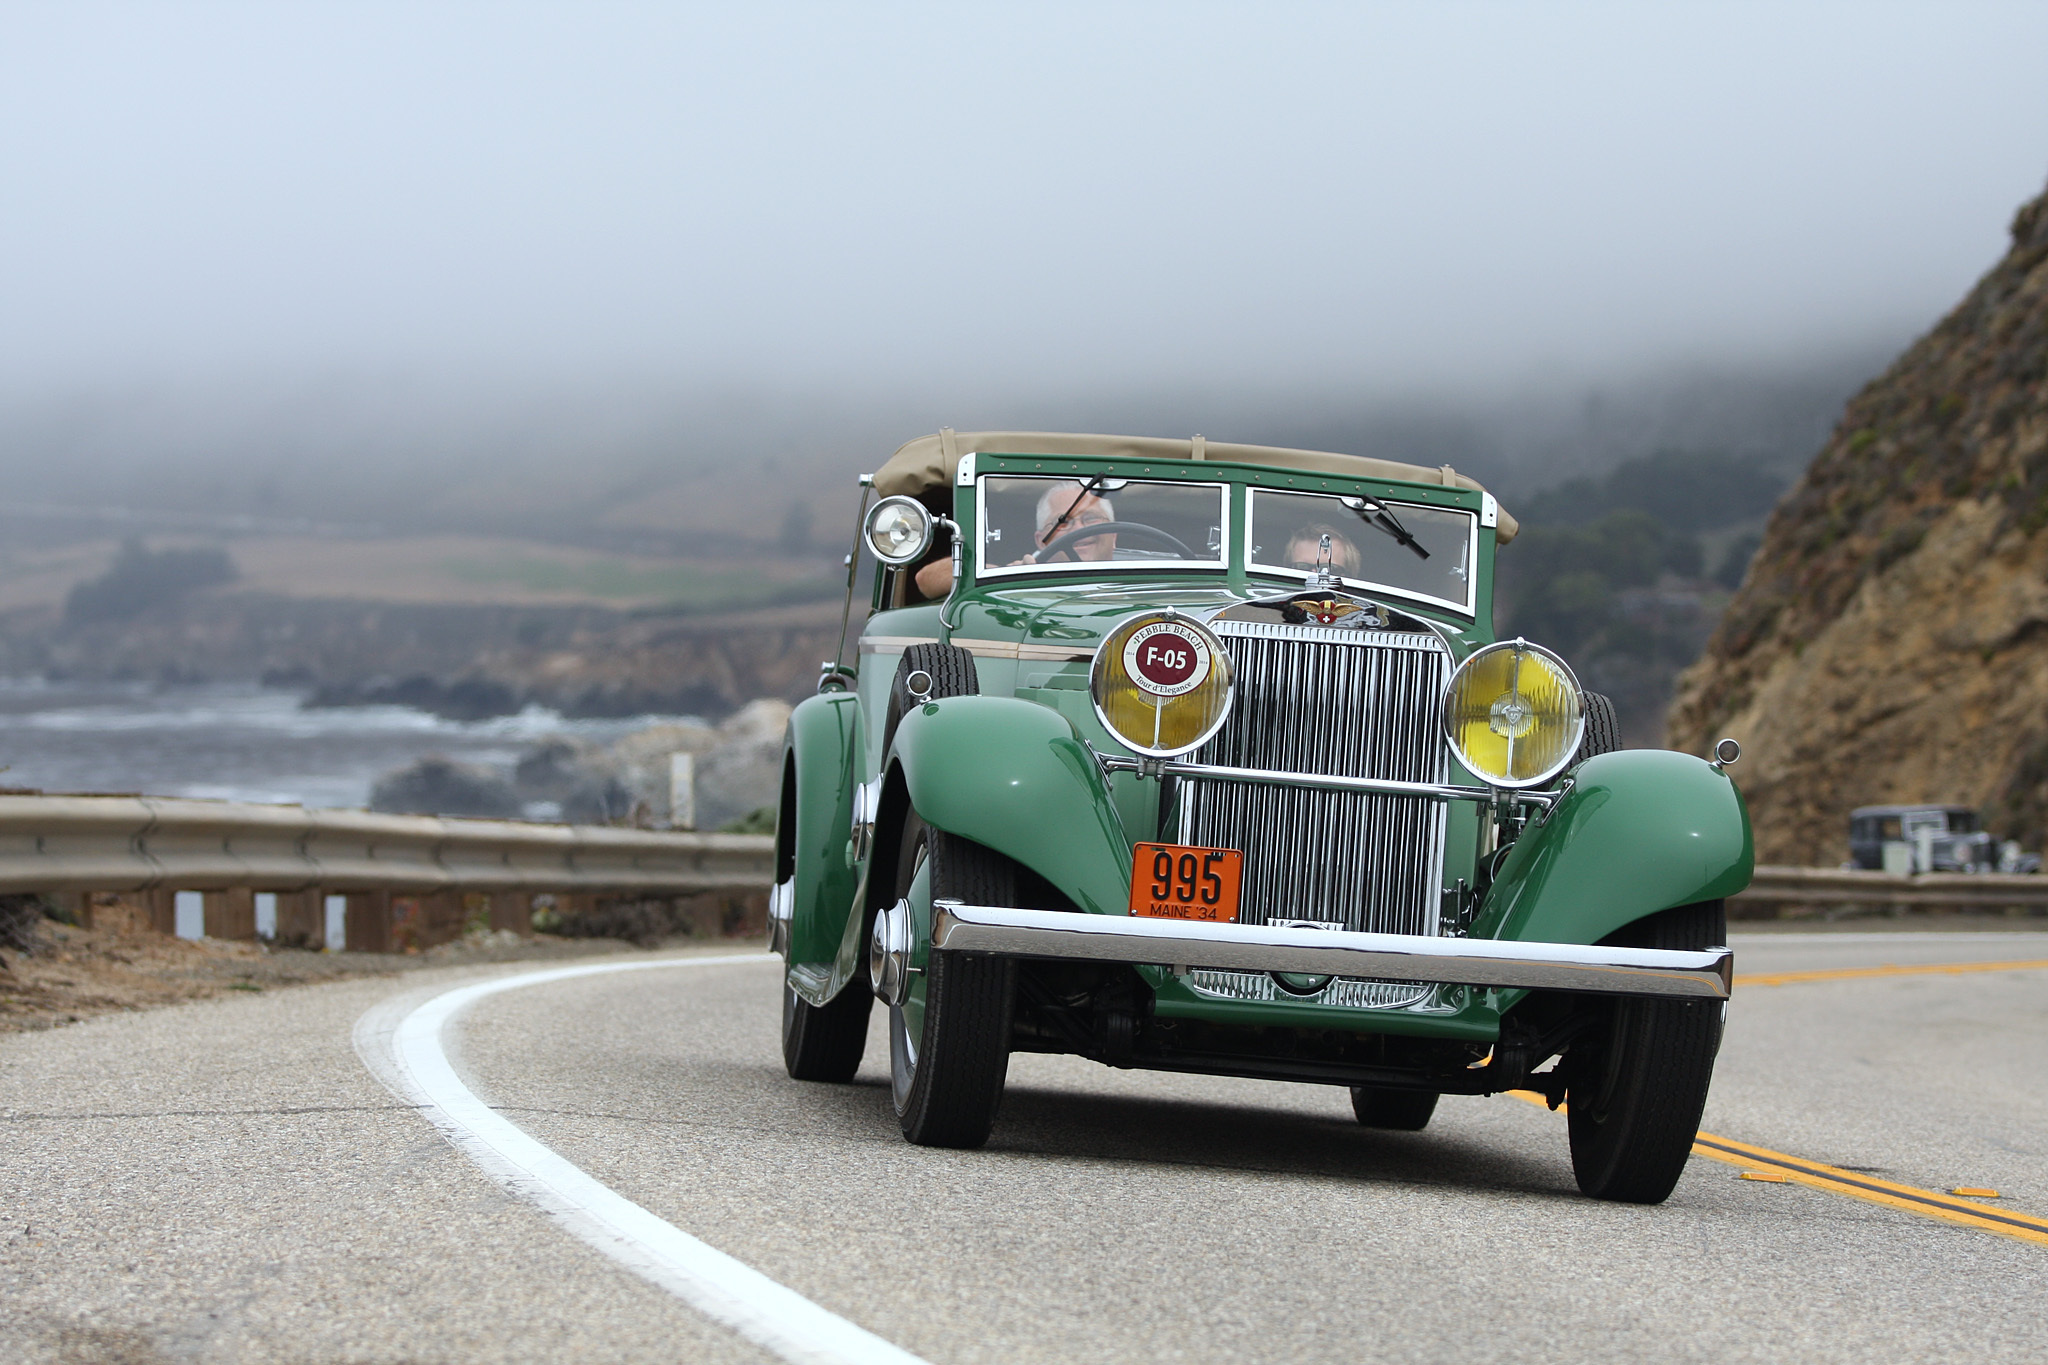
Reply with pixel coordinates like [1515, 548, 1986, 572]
[1669, 179, 2048, 864]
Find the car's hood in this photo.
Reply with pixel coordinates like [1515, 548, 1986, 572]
[946, 580, 1252, 653]
[944, 576, 1479, 660]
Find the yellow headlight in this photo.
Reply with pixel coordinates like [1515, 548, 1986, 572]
[1090, 611, 1234, 758]
[1441, 639, 1585, 788]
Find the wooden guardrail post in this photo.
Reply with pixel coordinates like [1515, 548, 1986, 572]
[488, 891, 532, 936]
[272, 890, 325, 948]
[344, 891, 393, 954]
[147, 888, 177, 937]
[422, 891, 468, 948]
[203, 888, 258, 941]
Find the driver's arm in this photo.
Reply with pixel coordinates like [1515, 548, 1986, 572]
[913, 557, 953, 598]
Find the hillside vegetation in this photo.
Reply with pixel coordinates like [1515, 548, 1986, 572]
[1670, 178, 2048, 864]
[1497, 451, 1785, 743]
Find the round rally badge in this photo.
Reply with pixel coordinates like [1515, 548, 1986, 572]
[1122, 621, 1212, 697]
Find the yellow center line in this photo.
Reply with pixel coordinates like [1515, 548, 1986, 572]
[1687, 1132, 2048, 1247]
[1508, 1090, 2048, 1246]
[1736, 958, 2048, 988]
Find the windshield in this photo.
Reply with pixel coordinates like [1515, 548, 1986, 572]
[1247, 488, 1477, 611]
[976, 475, 1228, 578]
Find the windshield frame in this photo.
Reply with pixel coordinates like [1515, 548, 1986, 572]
[973, 473, 1233, 582]
[1244, 487, 1480, 614]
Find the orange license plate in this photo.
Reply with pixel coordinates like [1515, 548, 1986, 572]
[1130, 842, 1243, 922]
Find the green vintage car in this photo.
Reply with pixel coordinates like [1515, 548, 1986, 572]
[771, 430, 1750, 1204]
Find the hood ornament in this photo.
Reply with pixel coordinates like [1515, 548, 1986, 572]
[1233, 581, 1389, 630]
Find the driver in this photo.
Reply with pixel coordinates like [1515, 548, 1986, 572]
[1023, 479, 1117, 564]
[912, 478, 1117, 598]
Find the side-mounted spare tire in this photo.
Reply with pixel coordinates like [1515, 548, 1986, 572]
[1577, 691, 1621, 762]
[882, 642, 979, 756]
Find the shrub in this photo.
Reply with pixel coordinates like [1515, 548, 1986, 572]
[65, 540, 237, 625]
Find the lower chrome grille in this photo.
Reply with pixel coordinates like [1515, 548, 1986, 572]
[1176, 620, 1453, 1009]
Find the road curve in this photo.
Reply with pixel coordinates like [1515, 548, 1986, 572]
[5, 932, 2047, 1362]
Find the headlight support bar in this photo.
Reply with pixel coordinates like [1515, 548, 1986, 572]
[1092, 753, 1560, 811]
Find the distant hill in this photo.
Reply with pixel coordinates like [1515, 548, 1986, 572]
[1493, 450, 1787, 744]
[1670, 178, 2048, 864]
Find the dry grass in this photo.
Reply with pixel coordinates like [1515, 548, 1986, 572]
[0, 916, 691, 1034]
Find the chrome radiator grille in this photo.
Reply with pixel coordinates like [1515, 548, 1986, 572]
[1176, 620, 1452, 1008]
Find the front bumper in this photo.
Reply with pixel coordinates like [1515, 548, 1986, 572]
[931, 901, 1732, 1000]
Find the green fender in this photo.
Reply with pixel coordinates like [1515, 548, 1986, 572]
[1475, 748, 1754, 946]
[780, 691, 862, 968]
[890, 695, 1132, 916]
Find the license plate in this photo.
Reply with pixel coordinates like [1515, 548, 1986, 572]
[1129, 842, 1243, 922]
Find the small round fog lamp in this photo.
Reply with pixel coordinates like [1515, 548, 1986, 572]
[863, 496, 935, 566]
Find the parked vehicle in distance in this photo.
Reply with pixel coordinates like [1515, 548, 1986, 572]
[1848, 805, 2040, 875]
[772, 431, 1751, 1204]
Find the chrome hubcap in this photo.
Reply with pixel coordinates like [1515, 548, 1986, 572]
[869, 897, 912, 1005]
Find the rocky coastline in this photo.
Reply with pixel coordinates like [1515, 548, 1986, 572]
[0, 591, 852, 720]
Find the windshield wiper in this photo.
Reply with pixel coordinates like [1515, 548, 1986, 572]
[1044, 474, 1110, 542]
[1341, 496, 1430, 561]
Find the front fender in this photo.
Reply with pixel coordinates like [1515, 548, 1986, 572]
[890, 695, 1131, 916]
[780, 691, 862, 967]
[1476, 749, 1753, 946]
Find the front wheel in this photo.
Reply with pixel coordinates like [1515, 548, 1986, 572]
[782, 976, 871, 1083]
[1565, 899, 1726, 1203]
[890, 815, 1017, 1148]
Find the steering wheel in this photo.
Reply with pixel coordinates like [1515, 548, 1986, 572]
[1033, 520, 1196, 563]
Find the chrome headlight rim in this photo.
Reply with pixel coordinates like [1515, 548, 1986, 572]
[1440, 637, 1586, 790]
[1088, 609, 1235, 759]
[862, 495, 935, 566]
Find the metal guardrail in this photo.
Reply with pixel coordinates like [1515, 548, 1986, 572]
[5, 794, 2037, 948]
[1737, 865, 2048, 909]
[0, 795, 776, 895]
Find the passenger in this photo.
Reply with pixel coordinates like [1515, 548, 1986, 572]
[1284, 523, 1362, 578]
[912, 478, 1118, 598]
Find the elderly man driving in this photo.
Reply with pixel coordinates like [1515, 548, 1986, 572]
[913, 479, 1116, 598]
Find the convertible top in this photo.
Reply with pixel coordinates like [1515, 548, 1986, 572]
[873, 429, 1518, 544]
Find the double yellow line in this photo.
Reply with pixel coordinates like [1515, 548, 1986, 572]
[1737, 958, 2048, 988]
[1687, 1132, 2048, 1246]
[1520, 954, 2048, 1246]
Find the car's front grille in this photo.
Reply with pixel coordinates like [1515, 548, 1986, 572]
[1175, 619, 1452, 1009]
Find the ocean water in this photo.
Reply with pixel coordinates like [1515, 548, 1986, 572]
[0, 680, 701, 809]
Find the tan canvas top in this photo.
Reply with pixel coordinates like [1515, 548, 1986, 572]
[873, 429, 1517, 544]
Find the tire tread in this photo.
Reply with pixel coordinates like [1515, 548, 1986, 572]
[1566, 899, 1725, 1203]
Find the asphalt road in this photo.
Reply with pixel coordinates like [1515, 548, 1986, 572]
[5, 929, 2047, 1363]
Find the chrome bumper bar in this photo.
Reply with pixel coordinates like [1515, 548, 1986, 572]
[1092, 755, 1560, 810]
[931, 901, 1732, 1000]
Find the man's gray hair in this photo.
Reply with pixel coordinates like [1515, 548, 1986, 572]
[1034, 479, 1114, 541]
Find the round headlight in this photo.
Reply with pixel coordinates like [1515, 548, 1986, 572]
[1090, 611, 1233, 758]
[1441, 639, 1584, 788]
[863, 495, 935, 566]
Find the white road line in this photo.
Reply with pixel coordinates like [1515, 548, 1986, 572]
[354, 955, 930, 1365]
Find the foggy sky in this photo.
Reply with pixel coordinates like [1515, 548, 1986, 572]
[4, 1, 2045, 403]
